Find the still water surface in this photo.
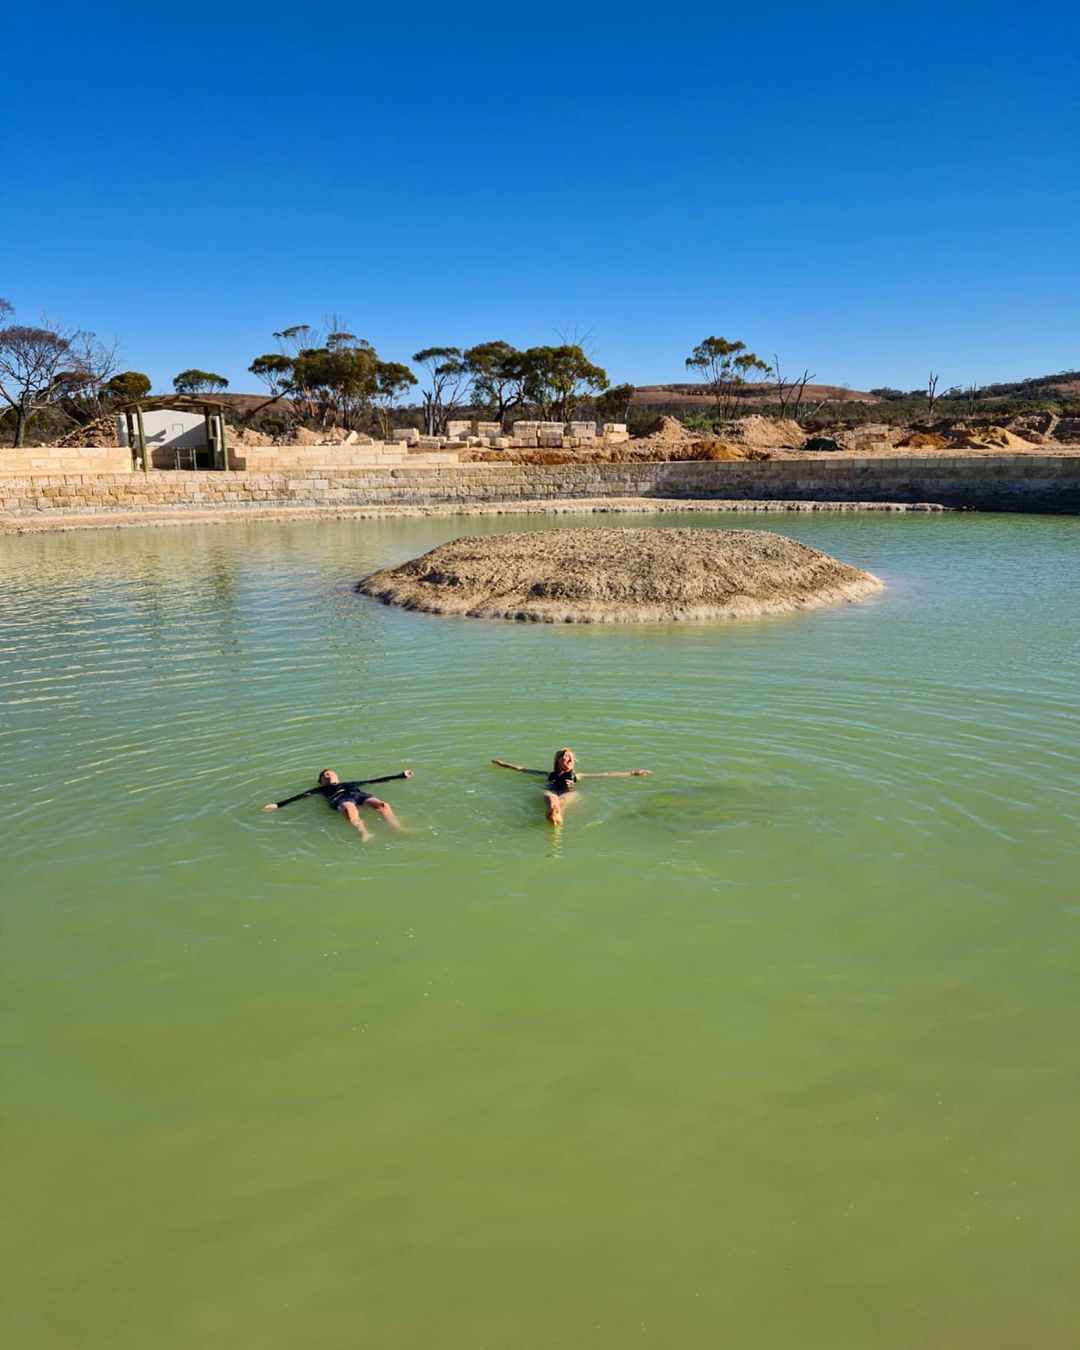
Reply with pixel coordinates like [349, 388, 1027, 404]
[2, 512, 1078, 1348]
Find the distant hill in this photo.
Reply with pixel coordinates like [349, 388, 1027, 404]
[631, 382, 879, 407]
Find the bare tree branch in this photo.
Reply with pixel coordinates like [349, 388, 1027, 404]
[0, 314, 86, 446]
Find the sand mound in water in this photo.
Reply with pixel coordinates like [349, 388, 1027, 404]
[358, 528, 882, 624]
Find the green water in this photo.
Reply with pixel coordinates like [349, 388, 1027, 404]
[2, 511, 1078, 1349]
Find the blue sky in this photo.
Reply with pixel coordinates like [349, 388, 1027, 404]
[3, 1, 1077, 394]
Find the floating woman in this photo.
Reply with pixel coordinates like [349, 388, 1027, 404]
[492, 747, 650, 825]
[262, 768, 412, 841]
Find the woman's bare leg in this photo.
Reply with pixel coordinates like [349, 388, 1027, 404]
[543, 790, 564, 825]
[340, 801, 371, 840]
[364, 795, 406, 832]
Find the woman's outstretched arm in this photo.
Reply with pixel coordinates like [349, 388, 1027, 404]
[491, 759, 546, 775]
[262, 786, 320, 811]
[577, 770, 651, 778]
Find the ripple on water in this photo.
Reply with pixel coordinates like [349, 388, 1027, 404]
[3, 513, 1080, 1350]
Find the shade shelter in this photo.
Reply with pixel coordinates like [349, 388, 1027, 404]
[115, 395, 232, 472]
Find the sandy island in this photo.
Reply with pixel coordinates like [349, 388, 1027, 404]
[358, 527, 883, 623]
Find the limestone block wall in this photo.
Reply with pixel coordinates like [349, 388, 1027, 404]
[227, 443, 460, 471]
[0, 445, 133, 475]
[1, 455, 1078, 519]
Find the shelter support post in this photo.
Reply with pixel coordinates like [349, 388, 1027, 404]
[135, 407, 149, 473]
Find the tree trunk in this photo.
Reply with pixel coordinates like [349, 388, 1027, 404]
[13, 403, 27, 447]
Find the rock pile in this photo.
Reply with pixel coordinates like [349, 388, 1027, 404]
[53, 416, 121, 447]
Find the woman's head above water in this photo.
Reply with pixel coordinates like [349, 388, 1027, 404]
[553, 748, 575, 774]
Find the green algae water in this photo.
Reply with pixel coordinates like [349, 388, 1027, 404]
[2, 510, 1078, 1349]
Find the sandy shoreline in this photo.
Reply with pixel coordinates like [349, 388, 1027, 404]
[0, 497, 951, 535]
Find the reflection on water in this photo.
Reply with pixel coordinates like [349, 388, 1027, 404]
[2, 511, 1079, 1350]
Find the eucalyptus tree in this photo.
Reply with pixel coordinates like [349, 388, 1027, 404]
[272, 324, 319, 356]
[373, 361, 417, 439]
[520, 344, 609, 422]
[291, 341, 378, 430]
[173, 369, 229, 395]
[595, 381, 635, 424]
[248, 353, 295, 398]
[412, 347, 471, 435]
[101, 371, 152, 402]
[463, 341, 526, 426]
[685, 336, 771, 422]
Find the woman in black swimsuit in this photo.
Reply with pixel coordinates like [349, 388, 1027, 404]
[492, 747, 649, 825]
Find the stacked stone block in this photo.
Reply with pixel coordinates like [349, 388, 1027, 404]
[0, 446, 133, 474]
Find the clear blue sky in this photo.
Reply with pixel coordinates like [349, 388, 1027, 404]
[3, 1, 1077, 394]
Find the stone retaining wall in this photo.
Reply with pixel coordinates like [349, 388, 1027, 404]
[0, 445, 133, 475]
[229, 445, 460, 471]
[1, 456, 1078, 519]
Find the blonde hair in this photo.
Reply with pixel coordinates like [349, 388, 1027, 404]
[553, 747, 575, 771]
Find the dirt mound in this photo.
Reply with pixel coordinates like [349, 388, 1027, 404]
[358, 527, 882, 624]
[898, 432, 952, 449]
[461, 439, 768, 465]
[951, 425, 1035, 450]
[651, 415, 693, 440]
[52, 416, 121, 447]
[681, 440, 768, 461]
[725, 416, 806, 450]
